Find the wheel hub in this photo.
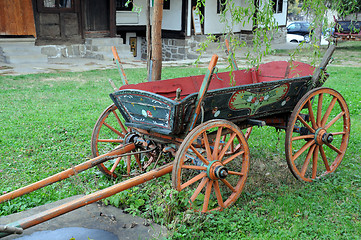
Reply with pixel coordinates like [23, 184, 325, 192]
[322, 132, 333, 144]
[207, 161, 228, 180]
[314, 128, 333, 145]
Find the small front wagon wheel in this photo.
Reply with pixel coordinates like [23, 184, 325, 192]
[91, 104, 143, 178]
[172, 120, 250, 213]
[285, 88, 350, 182]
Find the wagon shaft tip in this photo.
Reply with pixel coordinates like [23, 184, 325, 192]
[0, 225, 23, 238]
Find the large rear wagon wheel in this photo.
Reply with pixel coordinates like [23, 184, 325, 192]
[91, 104, 143, 178]
[285, 88, 350, 182]
[172, 120, 250, 213]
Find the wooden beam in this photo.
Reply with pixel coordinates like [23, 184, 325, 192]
[151, 0, 164, 81]
[109, 0, 116, 37]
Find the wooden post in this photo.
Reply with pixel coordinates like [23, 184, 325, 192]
[311, 44, 336, 87]
[146, 0, 152, 81]
[151, 0, 163, 81]
[109, 0, 116, 37]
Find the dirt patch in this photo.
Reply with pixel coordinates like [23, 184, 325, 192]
[0, 65, 13, 70]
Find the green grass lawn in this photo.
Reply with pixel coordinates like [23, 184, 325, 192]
[0, 59, 360, 239]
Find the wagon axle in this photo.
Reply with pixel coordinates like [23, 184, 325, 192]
[315, 128, 334, 145]
[207, 161, 229, 180]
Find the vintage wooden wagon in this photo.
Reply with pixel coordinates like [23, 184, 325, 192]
[333, 18, 361, 41]
[0, 44, 350, 237]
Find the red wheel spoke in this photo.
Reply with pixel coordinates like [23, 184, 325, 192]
[317, 93, 323, 127]
[218, 132, 237, 161]
[325, 143, 343, 155]
[307, 100, 317, 129]
[112, 110, 127, 133]
[230, 141, 235, 153]
[221, 179, 236, 192]
[182, 165, 207, 171]
[190, 145, 209, 165]
[300, 144, 316, 177]
[244, 127, 252, 140]
[331, 132, 346, 136]
[97, 139, 124, 143]
[312, 146, 319, 179]
[324, 111, 345, 130]
[103, 122, 124, 137]
[297, 115, 315, 133]
[233, 143, 241, 153]
[228, 171, 244, 176]
[134, 154, 142, 171]
[203, 132, 213, 161]
[110, 157, 122, 173]
[293, 140, 315, 161]
[181, 172, 207, 190]
[202, 180, 213, 212]
[190, 177, 208, 202]
[320, 146, 331, 171]
[321, 96, 337, 127]
[214, 181, 225, 208]
[292, 135, 314, 141]
[126, 156, 131, 175]
[212, 127, 223, 160]
[223, 150, 245, 165]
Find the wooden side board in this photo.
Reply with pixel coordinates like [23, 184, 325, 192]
[0, 0, 36, 37]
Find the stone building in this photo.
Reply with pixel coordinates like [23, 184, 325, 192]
[0, 0, 288, 62]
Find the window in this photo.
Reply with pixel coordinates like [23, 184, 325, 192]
[43, 0, 72, 8]
[217, 0, 226, 14]
[116, 0, 133, 11]
[38, 0, 74, 12]
[163, 0, 170, 10]
[271, 0, 283, 13]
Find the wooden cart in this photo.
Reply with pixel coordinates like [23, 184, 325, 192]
[0, 44, 350, 238]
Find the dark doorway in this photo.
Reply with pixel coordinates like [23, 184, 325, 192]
[191, 0, 204, 35]
[84, 0, 109, 32]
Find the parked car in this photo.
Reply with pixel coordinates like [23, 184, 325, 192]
[287, 21, 311, 36]
[287, 33, 309, 43]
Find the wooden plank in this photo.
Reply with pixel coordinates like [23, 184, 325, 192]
[0, 0, 36, 36]
[22, 0, 36, 36]
[311, 44, 336, 86]
[0, 0, 6, 34]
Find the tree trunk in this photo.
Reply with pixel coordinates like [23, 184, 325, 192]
[151, 0, 163, 81]
[146, 0, 151, 81]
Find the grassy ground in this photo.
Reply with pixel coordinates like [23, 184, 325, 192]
[0, 42, 360, 239]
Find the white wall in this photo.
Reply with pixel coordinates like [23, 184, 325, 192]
[204, 0, 288, 34]
[115, 0, 287, 35]
[204, 0, 254, 35]
[272, 0, 288, 26]
[116, 0, 182, 31]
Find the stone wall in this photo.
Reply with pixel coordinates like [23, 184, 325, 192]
[140, 27, 286, 61]
[41, 44, 88, 58]
[0, 47, 5, 63]
[140, 38, 197, 61]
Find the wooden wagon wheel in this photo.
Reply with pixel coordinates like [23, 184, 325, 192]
[91, 104, 143, 178]
[172, 119, 250, 212]
[285, 87, 350, 182]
